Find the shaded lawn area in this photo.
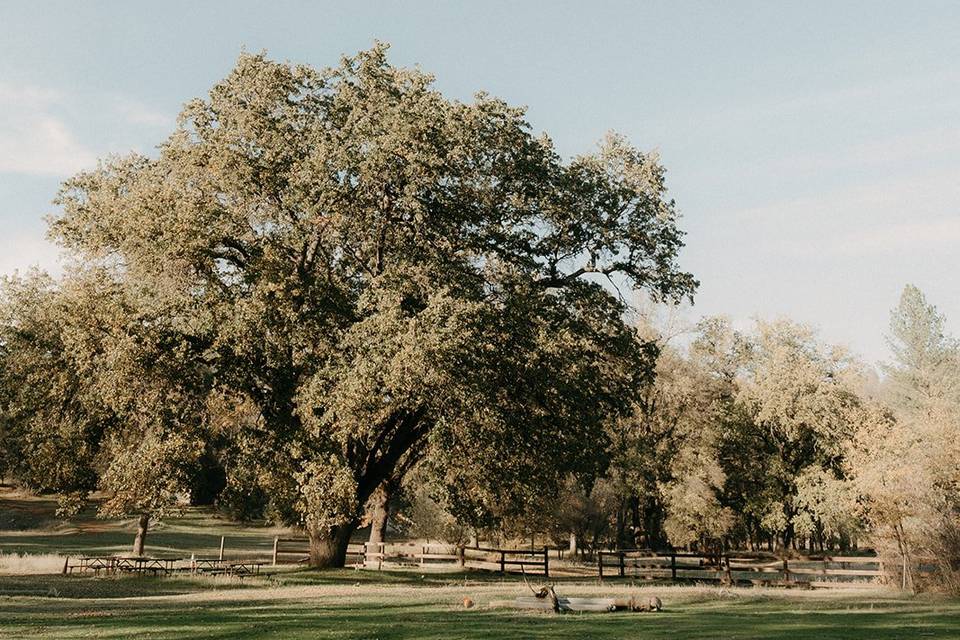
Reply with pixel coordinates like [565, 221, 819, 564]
[1, 574, 959, 640]
[0, 573, 257, 599]
[0, 487, 284, 559]
[3, 488, 958, 639]
[0, 569, 620, 598]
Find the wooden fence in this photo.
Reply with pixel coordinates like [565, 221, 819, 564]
[596, 549, 890, 587]
[271, 537, 365, 566]
[272, 538, 549, 576]
[464, 547, 549, 577]
[272, 538, 921, 587]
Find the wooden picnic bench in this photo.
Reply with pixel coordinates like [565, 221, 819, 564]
[114, 556, 181, 576]
[64, 556, 117, 575]
[188, 558, 265, 578]
[190, 557, 227, 574]
[227, 561, 265, 578]
[64, 555, 181, 576]
[63, 553, 266, 579]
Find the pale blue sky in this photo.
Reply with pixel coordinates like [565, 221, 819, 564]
[1, 1, 958, 363]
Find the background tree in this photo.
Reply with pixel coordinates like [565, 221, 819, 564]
[605, 331, 719, 549]
[884, 285, 960, 413]
[730, 319, 864, 551]
[850, 285, 960, 591]
[0, 271, 210, 553]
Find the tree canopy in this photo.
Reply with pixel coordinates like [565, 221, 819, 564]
[1, 44, 696, 565]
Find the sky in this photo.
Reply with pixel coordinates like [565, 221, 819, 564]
[1, 0, 958, 365]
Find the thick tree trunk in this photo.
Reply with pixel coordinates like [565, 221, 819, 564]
[629, 496, 641, 545]
[568, 532, 578, 556]
[644, 498, 668, 549]
[308, 524, 356, 568]
[132, 513, 150, 556]
[299, 407, 429, 569]
[367, 484, 392, 545]
[615, 506, 627, 549]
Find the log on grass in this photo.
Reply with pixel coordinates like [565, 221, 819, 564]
[490, 597, 617, 612]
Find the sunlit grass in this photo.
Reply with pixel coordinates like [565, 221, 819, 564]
[0, 552, 67, 576]
[1, 576, 958, 640]
[0, 485, 290, 563]
[3, 486, 959, 639]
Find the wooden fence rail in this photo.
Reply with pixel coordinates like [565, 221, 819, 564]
[271, 537, 365, 566]
[465, 547, 549, 577]
[595, 549, 900, 587]
[271, 538, 914, 587]
[271, 538, 549, 576]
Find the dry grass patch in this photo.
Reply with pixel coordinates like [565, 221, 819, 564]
[0, 552, 66, 575]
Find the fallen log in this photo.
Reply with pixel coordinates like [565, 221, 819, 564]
[622, 595, 662, 611]
[488, 595, 663, 613]
[490, 597, 616, 612]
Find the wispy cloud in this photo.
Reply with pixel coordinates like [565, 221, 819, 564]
[744, 126, 960, 177]
[0, 231, 61, 277]
[111, 94, 173, 128]
[661, 68, 960, 135]
[0, 82, 174, 177]
[837, 217, 960, 255]
[0, 81, 97, 176]
[732, 167, 960, 256]
[736, 165, 960, 219]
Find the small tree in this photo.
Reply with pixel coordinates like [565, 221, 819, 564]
[0, 272, 209, 553]
[850, 285, 960, 592]
[99, 432, 203, 555]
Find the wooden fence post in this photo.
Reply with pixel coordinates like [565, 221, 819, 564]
[272, 537, 279, 566]
[457, 545, 465, 567]
[619, 551, 625, 578]
[219, 536, 225, 561]
[670, 553, 677, 581]
[543, 546, 549, 578]
[782, 556, 791, 584]
[598, 551, 604, 581]
[500, 550, 505, 574]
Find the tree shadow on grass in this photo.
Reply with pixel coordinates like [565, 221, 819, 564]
[3, 593, 960, 640]
[0, 574, 255, 599]
[0, 530, 273, 557]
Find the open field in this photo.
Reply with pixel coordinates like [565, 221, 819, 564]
[0, 486, 287, 562]
[3, 487, 960, 639]
[2, 573, 960, 640]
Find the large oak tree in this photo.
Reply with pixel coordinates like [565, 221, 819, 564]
[3, 45, 695, 566]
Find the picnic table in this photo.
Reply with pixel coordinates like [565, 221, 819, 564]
[65, 555, 181, 576]
[227, 561, 264, 577]
[114, 556, 181, 576]
[67, 556, 117, 575]
[189, 558, 265, 578]
[190, 557, 226, 573]
[64, 555, 265, 578]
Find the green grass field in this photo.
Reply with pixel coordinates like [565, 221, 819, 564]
[0, 486, 284, 560]
[3, 486, 960, 639]
[2, 574, 960, 640]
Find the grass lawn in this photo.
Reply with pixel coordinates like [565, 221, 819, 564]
[0, 486, 285, 560]
[1, 571, 960, 640]
[3, 486, 960, 639]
